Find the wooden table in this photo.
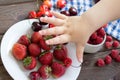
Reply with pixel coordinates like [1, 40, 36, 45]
[0, 0, 120, 80]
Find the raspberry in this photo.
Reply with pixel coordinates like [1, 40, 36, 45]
[96, 36, 103, 44]
[96, 58, 105, 67]
[104, 55, 112, 64]
[104, 42, 112, 49]
[115, 55, 120, 62]
[97, 28, 106, 37]
[110, 50, 119, 59]
[90, 32, 97, 40]
[112, 40, 120, 48]
[106, 35, 113, 42]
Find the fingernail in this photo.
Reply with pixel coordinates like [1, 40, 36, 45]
[46, 40, 50, 45]
[40, 17, 43, 21]
[78, 58, 83, 63]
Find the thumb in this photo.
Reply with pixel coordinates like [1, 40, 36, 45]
[76, 44, 84, 63]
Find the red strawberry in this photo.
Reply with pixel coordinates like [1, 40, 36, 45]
[51, 62, 66, 78]
[115, 55, 120, 62]
[38, 65, 51, 79]
[29, 71, 40, 80]
[105, 41, 112, 49]
[39, 4, 49, 12]
[38, 51, 53, 65]
[57, 0, 66, 9]
[39, 35, 52, 50]
[106, 35, 113, 42]
[49, 24, 55, 28]
[53, 45, 68, 61]
[112, 40, 120, 48]
[43, 0, 52, 9]
[29, 11, 37, 19]
[31, 32, 42, 43]
[96, 58, 105, 67]
[28, 43, 41, 57]
[104, 55, 112, 64]
[23, 56, 37, 70]
[63, 57, 72, 67]
[110, 49, 119, 59]
[12, 43, 27, 60]
[18, 35, 30, 46]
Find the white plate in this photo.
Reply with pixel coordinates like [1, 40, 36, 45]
[0, 19, 81, 80]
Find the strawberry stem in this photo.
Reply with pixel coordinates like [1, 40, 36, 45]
[23, 57, 32, 66]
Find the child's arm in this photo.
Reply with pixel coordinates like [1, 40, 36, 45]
[39, 0, 120, 62]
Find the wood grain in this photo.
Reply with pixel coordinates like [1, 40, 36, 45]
[0, 1, 38, 34]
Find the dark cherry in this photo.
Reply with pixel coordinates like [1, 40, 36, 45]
[32, 22, 42, 32]
[39, 14, 48, 25]
[94, 0, 100, 4]
[29, 71, 40, 80]
[60, 11, 70, 16]
[69, 7, 77, 16]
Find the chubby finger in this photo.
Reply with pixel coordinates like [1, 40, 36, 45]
[76, 44, 84, 63]
[40, 17, 65, 26]
[39, 27, 66, 35]
[51, 11, 67, 19]
[46, 34, 70, 45]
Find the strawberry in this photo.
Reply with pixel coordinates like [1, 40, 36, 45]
[39, 35, 52, 50]
[63, 57, 72, 68]
[112, 40, 120, 48]
[31, 32, 42, 43]
[104, 55, 112, 64]
[57, 0, 66, 9]
[43, 0, 52, 9]
[28, 43, 41, 57]
[38, 65, 51, 79]
[29, 11, 37, 19]
[18, 35, 30, 46]
[110, 49, 119, 59]
[51, 62, 66, 78]
[23, 56, 37, 70]
[105, 41, 112, 49]
[96, 58, 105, 67]
[12, 43, 27, 60]
[38, 51, 53, 65]
[29, 71, 40, 80]
[53, 45, 68, 61]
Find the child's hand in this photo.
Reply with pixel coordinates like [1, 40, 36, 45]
[39, 11, 94, 62]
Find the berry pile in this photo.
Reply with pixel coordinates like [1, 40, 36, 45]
[87, 25, 106, 45]
[96, 49, 120, 67]
[12, 31, 72, 80]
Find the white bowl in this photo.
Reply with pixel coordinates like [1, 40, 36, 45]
[84, 34, 106, 53]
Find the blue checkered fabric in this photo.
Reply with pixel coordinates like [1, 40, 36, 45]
[51, 0, 120, 41]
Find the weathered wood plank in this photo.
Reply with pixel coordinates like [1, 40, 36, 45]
[78, 49, 120, 80]
[0, 2, 37, 34]
[0, 0, 33, 5]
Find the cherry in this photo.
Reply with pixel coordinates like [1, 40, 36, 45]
[60, 11, 70, 16]
[29, 71, 40, 80]
[94, 0, 100, 4]
[69, 7, 78, 16]
[32, 22, 42, 32]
